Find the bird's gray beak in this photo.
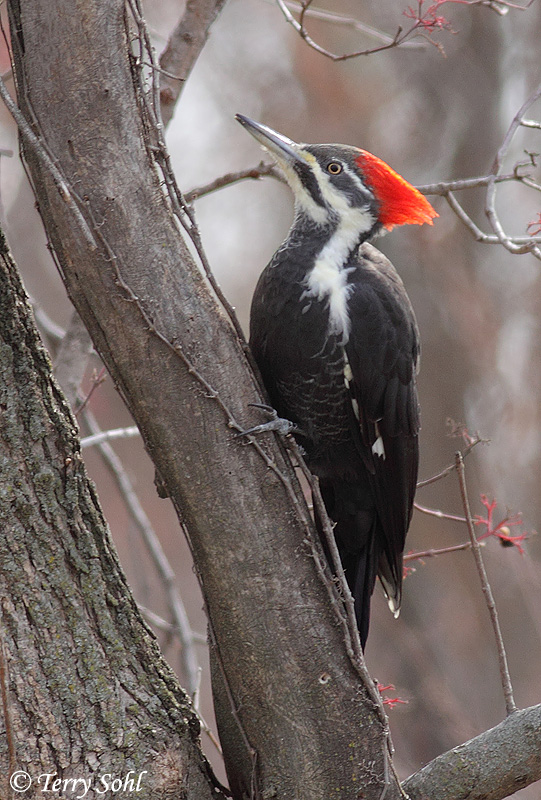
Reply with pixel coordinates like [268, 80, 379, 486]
[235, 114, 304, 167]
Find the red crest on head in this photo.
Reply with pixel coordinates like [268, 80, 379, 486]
[355, 150, 438, 231]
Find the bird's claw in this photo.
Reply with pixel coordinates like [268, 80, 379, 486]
[235, 404, 301, 438]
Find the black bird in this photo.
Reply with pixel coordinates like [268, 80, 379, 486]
[237, 115, 437, 648]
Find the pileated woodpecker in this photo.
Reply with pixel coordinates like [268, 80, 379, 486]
[236, 115, 437, 648]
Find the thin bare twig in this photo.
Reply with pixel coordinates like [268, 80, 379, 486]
[416, 434, 485, 489]
[80, 425, 140, 449]
[484, 84, 541, 259]
[418, 167, 540, 199]
[29, 296, 66, 343]
[74, 366, 106, 416]
[279, 0, 424, 48]
[184, 162, 280, 203]
[414, 502, 467, 525]
[455, 452, 517, 716]
[404, 541, 473, 562]
[521, 118, 541, 129]
[138, 605, 207, 644]
[275, 0, 533, 62]
[275, 0, 419, 61]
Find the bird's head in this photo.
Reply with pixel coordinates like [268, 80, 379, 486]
[236, 114, 437, 238]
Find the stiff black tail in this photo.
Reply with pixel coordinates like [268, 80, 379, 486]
[315, 478, 380, 649]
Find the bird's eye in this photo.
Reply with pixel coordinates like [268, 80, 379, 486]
[327, 162, 342, 175]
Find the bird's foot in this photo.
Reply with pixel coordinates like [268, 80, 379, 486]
[235, 403, 301, 438]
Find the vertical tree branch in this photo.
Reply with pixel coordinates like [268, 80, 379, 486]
[159, 0, 227, 126]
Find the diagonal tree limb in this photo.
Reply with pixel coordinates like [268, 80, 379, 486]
[403, 703, 541, 800]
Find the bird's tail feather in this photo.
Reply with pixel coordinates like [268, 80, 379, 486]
[315, 478, 380, 649]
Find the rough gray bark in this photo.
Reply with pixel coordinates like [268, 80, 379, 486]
[6, 1, 398, 798]
[0, 228, 222, 799]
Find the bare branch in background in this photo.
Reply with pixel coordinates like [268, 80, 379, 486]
[30, 296, 66, 344]
[275, 0, 534, 62]
[416, 429, 487, 488]
[426, 86, 541, 256]
[411, 425, 530, 562]
[81, 406, 201, 697]
[80, 425, 140, 449]
[484, 84, 541, 258]
[456, 452, 517, 716]
[275, 0, 425, 61]
[158, 0, 228, 127]
[278, 1, 426, 48]
[53, 311, 94, 408]
[414, 502, 468, 525]
[138, 606, 206, 644]
[404, 541, 473, 562]
[74, 365, 106, 416]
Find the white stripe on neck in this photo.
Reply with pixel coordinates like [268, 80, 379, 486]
[303, 162, 375, 343]
[305, 207, 373, 343]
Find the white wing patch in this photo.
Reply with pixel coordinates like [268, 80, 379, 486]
[371, 436, 385, 459]
[343, 356, 359, 420]
[343, 358, 353, 386]
[371, 421, 386, 460]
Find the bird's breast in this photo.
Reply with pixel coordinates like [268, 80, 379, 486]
[251, 276, 353, 453]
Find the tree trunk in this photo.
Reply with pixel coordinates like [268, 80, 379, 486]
[6, 1, 398, 798]
[0, 228, 222, 798]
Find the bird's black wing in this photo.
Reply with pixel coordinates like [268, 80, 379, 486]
[344, 242, 420, 612]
